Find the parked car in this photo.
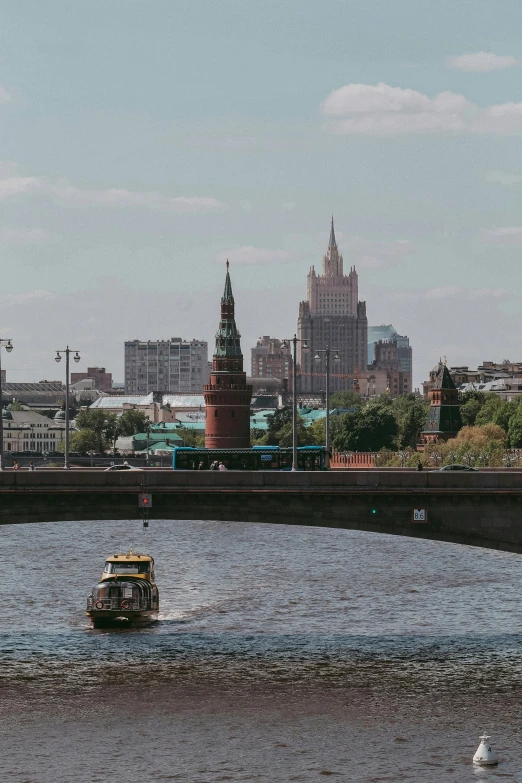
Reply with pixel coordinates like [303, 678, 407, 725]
[104, 464, 143, 472]
[438, 464, 477, 471]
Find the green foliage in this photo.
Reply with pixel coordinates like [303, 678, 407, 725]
[329, 391, 363, 409]
[74, 408, 150, 453]
[474, 394, 503, 427]
[333, 402, 398, 452]
[277, 418, 314, 447]
[176, 426, 205, 448]
[117, 410, 149, 436]
[265, 407, 293, 445]
[7, 400, 25, 411]
[460, 398, 482, 427]
[71, 429, 101, 455]
[75, 409, 118, 453]
[250, 428, 266, 446]
[394, 395, 429, 449]
[508, 407, 522, 447]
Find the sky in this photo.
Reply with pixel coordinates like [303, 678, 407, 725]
[1, 0, 521, 388]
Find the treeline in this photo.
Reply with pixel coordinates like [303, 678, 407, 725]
[69, 409, 149, 454]
[252, 391, 430, 452]
[253, 390, 522, 465]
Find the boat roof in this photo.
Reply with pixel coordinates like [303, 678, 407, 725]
[106, 552, 153, 562]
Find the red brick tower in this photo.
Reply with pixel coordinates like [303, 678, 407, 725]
[204, 262, 252, 449]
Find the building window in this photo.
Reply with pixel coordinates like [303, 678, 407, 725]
[231, 410, 235, 418]
[214, 410, 218, 417]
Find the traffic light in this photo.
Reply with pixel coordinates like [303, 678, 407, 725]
[370, 508, 379, 517]
[138, 493, 152, 508]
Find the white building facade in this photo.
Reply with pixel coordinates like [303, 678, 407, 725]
[1, 410, 67, 454]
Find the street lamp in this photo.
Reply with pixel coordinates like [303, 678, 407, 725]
[281, 335, 308, 471]
[313, 345, 340, 456]
[55, 347, 80, 469]
[0, 339, 13, 470]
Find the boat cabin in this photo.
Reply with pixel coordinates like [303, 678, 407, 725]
[101, 552, 155, 582]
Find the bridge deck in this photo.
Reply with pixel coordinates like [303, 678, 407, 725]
[1, 470, 522, 554]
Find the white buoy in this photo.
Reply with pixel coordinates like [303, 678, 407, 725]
[473, 734, 499, 766]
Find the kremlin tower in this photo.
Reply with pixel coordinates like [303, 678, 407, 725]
[204, 262, 252, 449]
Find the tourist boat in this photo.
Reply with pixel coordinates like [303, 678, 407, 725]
[86, 550, 159, 627]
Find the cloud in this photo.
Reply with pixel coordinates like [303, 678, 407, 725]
[424, 285, 463, 300]
[0, 163, 226, 212]
[0, 227, 58, 245]
[320, 82, 522, 136]
[0, 289, 57, 305]
[481, 227, 522, 245]
[396, 285, 510, 302]
[486, 170, 522, 185]
[51, 184, 225, 212]
[216, 246, 291, 265]
[340, 235, 416, 269]
[0, 176, 44, 200]
[447, 52, 518, 72]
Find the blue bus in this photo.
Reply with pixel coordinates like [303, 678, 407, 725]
[172, 445, 328, 471]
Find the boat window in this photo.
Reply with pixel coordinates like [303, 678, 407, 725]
[104, 561, 150, 574]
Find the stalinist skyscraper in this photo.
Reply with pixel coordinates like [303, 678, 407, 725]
[297, 218, 368, 393]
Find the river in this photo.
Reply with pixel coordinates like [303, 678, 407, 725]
[1, 518, 522, 781]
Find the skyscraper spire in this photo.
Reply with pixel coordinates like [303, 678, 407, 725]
[329, 214, 337, 248]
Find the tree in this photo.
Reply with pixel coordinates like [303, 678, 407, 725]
[7, 400, 25, 411]
[475, 394, 503, 427]
[329, 391, 363, 409]
[265, 407, 293, 445]
[176, 426, 205, 448]
[117, 410, 149, 436]
[492, 400, 519, 432]
[460, 397, 482, 427]
[74, 409, 115, 453]
[332, 411, 361, 452]
[333, 402, 398, 452]
[277, 418, 314, 447]
[446, 423, 507, 467]
[397, 404, 427, 449]
[508, 407, 522, 447]
[393, 395, 429, 449]
[71, 429, 100, 455]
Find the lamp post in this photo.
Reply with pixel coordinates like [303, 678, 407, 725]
[313, 345, 340, 456]
[0, 339, 13, 470]
[55, 347, 80, 469]
[281, 335, 308, 471]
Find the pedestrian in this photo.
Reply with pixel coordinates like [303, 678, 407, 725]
[218, 462, 227, 471]
[198, 461, 204, 470]
[417, 461, 423, 471]
[28, 460, 35, 471]
[13, 460, 20, 471]
[209, 461, 217, 471]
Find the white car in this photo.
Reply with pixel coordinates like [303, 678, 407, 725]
[104, 464, 144, 471]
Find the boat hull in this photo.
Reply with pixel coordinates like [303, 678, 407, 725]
[87, 609, 159, 628]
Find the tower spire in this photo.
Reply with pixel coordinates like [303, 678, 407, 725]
[222, 259, 234, 303]
[329, 214, 337, 248]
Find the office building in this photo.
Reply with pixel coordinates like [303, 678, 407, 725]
[71, 366, 113, 391]
[251, 336, 292, 385]
[124, 338, 209, 394]
[297, 217, 368, 392]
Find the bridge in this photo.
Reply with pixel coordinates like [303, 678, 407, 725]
[1, 469, 522, 553]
